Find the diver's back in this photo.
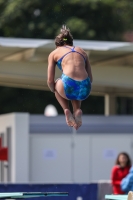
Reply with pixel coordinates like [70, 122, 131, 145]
[55, 46, 88, 80]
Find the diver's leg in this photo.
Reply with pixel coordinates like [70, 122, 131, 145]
[55, 80, 77, 129]
[71, 100, 82, 129]
[71, 100, 81, 113]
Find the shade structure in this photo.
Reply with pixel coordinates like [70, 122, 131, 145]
[0, 37, 133, 96]
[0, 192, 69, 199]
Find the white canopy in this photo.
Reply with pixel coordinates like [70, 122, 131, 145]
[0, 37, 133, 96]
[0, 37, 132, 50]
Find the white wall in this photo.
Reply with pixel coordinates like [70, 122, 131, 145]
[90, 134, 132, 181]
[0, 113, 133, 183]
[0, 113, 29, 183]
[29, 134, 72, 183]
[29, 133, 133, 183]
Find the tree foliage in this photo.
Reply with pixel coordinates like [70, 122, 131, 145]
[0, 0, 133, 40]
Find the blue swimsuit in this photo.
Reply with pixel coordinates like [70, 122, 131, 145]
[56, 46, 91, 100]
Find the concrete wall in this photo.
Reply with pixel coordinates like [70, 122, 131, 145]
[0, 113, 133, 183]
[29, 133, 133, 183]
[0, 113, 29, 183]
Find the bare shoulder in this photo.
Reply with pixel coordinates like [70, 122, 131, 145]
[48, 49, 57, 60]
[75, 46, 88, 58]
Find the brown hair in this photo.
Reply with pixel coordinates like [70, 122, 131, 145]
[55, 25, 73, 47]
[115, 152, 132, 167]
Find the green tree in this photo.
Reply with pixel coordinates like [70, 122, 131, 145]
[0, 0, 133, 41]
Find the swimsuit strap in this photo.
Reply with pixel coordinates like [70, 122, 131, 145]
[74, 51, 86, 62]
[57, 51, 73, 63]
[64, 46, 86, 61]
[72, 46, 75, 51]
[57, 46, 86, 66]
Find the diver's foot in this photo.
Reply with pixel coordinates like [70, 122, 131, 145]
[74, 109, 82, 129]
[64, 109, 77, 129]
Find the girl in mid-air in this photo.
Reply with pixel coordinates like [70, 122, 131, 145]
[47, 25, 92, 130]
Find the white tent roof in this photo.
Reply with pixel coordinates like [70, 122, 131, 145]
[0, 37, 133, 96]
[0, 37, 133, 51]
[0, 37, 53, 48]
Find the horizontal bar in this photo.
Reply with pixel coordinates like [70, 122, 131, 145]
[105, 195, 127, 200]
[0, 192, 69, 199]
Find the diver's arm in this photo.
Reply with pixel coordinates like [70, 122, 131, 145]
[47, 52, 56, 92]
[85, 56, 93, 83]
